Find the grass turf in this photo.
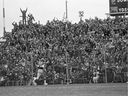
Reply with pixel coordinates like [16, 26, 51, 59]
[0, 83, 127, 96]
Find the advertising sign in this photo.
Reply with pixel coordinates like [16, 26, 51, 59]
[109, 0, 128, 16]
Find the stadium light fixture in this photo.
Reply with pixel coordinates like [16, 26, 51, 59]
[79, 11, 84, 21]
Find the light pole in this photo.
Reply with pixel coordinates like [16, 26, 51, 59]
[66, 0, 68, 19]
[104, 45, 107, 83]
[103, 42, 115, 83]
[1, 0, 7, 82]
[65, 0, 70, 85]
[0, 37, 6, 79]
[66, 50, 69, 85]
[31, 52, 34, 85]
[3, 0, 6, 37]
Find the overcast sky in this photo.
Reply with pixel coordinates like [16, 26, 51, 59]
[0, 0, 109, 37]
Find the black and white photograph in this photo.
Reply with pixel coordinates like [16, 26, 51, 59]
[0, 0, 128, 96]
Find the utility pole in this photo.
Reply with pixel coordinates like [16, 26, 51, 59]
[65, 0, 70, 85]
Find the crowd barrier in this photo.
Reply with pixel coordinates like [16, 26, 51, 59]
[0, 72, 127, 87]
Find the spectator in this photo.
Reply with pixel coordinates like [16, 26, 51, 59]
[0, 15, 127, 85]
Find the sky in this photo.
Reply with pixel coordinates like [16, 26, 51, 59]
[0, 0, 109, 37]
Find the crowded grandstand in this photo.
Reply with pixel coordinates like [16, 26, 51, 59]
[0, 11, 127, 86]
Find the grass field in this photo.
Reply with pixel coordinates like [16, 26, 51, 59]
[0, 83, 127, 96]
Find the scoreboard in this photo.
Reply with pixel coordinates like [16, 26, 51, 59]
[109, 0, 128, 16]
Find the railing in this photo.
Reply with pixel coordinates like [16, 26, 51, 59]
[0, 74, 127, 87]
[1, 80, 29, 86]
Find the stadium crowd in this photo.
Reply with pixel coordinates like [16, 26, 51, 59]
[0, 15, 128, 86]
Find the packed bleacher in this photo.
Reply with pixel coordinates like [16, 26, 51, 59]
[0, 15, 128, 86]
